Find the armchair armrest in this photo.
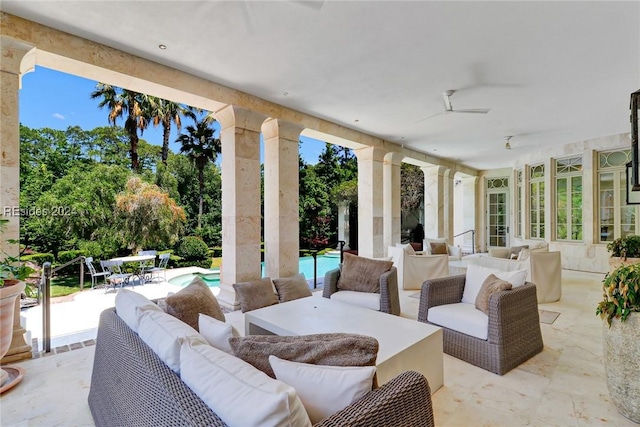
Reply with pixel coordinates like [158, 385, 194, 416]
[487, 282, 540, 345]
[315, 371, 434, 427]
[323, 268, 341, 299]
[417, 274, 465, 322]
[379, 267, 400, 315]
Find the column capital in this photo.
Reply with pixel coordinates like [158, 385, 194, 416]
[262, 118, 304, 141]
[384, 151, 404, 165]
[421, 164, 449, 176]
[1, 35, 36, 88]
[213, 104, 268, 133]
[355, 145, 386, 162]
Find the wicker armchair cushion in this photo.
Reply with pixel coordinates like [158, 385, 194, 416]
[462, 264, 527, 304]
[269, 355, 376, 424]
[115, 288, 162, 333]
[180, 339, 312, 427]
[273, 273, 312, 303]
[428, 303, 489, 340]
[165, 276, 225, 330]
[233, 277, 279, 312]
[337, 253, 393, 293]
[198, 313, 240, 354]
[475, 274, 513, 314]
[229, 333, 378, 378]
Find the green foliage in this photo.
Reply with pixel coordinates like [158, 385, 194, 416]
[57, 250, 84, 274]
[401, 163, 424, 218]
[0, 218, 36, 285]
[208, 247, 223, 257]
[597, 262, 640, 326]
[606, 235, 640, 259]
[115, 177, 186, 253]
[20, 253, 55, 266]
[176, 236, 210, 260]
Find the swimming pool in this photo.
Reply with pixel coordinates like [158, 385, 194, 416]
[168, 254, 341, 288]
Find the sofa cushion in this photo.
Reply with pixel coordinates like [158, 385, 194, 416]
[229, 333, 378, 378]
[233, 277, 279, 313]
[269, 355, 376, 424]
[462, 264, 527, 304]
[273, 273, 312, 303]
[198, 313, 240, 354]
[115, 288, 162, 333]
[517, 245, 549, 260]
[136, 309, 208, 373]
[180, 339, 312, 427]
[337, 253, 393, 293]
[428, 302, 489, 340]
[475, 274, 513, 314]
[329, 290, 381, 311]
[513, 238, 548, 250]
[509, 245, 529, 259]
[165, 276, 225, 330]
[397, 242, 416, 255]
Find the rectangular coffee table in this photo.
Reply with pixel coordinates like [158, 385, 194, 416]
[245, 295, 443, 394]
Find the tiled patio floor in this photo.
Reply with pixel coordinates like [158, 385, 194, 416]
[1, 268, 637, 426]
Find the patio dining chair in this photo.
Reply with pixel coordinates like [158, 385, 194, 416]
[84, 257, 110, 290]
[100, 260, 133, 293]
[146, 253, 170, 282]
[137, 250, 158, 281]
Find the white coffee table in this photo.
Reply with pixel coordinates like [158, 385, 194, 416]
[245, 295, 443, 394]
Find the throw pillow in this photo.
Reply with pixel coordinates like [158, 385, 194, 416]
[198, 313, 240, 354]
[396, 243, 416, 255]
[229, 333, 379, 378]
[462, 264, 527, 304]
[233, 277, 279, 313]
[269, 355, 376, 424]
[509, 245, 529, 259]
[165, 276, 225, 330]
[114, 288, 162, 333]
[430, 242, 449, 255]
[136, 309, 208, 374]
[180, 339, 312, 427]
[337, 253, 393, 293]
[273, 273, 312, 303]
[474, 274, 513, 314]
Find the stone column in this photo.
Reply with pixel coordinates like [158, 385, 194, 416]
[443, 168, 454, 243]
[422, 165, 448, 239]
[0, 36, 36, 362]
[461, 176, 479, 253]
[337, 202, 350, 250]
[262, 118, 302, 279]
[214, 105, 266, 310]
[383, 152, 402, 250]
[355, 146, 386, 258]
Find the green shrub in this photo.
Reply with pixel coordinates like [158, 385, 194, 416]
[176, 236, 209, 261]
[22, 253, 55, 266]
[607, 235, 640, 259]
[209, 247, 222, 257]
[169, 254, 211, 269]
[57, 250, 84, 274]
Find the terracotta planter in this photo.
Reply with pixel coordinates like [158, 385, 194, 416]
[608, 257, 640, 273]
[603, 313, 640, 423]
[0, 280, 25, 386]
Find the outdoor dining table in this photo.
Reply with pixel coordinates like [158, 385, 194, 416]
[109, 254, 156, 284]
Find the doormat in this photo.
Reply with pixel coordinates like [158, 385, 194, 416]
[539, 310, 561, 324]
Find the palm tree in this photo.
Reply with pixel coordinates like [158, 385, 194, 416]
[90, 83, 149, 172]
[175, 116, 221, 228]
[146, 97, 196, 164]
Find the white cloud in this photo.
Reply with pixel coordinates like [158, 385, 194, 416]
[52, 113, 65, 120]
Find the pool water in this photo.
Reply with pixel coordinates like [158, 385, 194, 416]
[168, 254, 341, 288]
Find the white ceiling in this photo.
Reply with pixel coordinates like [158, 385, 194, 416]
[2, 1, 639, 170]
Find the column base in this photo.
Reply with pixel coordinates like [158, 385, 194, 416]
[1, 325, 32, 363]
[217, 283, 240, 311]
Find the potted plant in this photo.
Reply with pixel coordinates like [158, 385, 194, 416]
[606, 234, 640, 272]
[596, 262, 640, 423]
[0, 218, 34, 387]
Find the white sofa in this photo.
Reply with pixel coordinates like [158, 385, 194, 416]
[389, 245, 449, 290]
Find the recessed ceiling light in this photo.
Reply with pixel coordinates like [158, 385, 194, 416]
[354, 119, 359, 123]
[283, 92, 288, 96]
[158, 44, 167, 50]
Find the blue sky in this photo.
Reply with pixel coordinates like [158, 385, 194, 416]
[18, 66, 326, 164]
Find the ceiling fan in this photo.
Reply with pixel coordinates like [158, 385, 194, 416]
[442, 90, 490, 114]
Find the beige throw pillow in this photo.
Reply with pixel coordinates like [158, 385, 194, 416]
[430, 242, 449, 255]
[233, 277, 279, 313]
[229, 333, 379, 378]
[164, 276, 225, 330]
[337, 253, 393, 293]
[475, 274, 513, 314]
[273, 273, 312, 303]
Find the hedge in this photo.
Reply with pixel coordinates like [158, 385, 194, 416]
[57, 250, 84, 274]
[22, 253, 55, 266]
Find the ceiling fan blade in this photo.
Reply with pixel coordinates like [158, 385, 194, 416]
[416, 112, 443, 123]
[452, 108, 491, 114]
